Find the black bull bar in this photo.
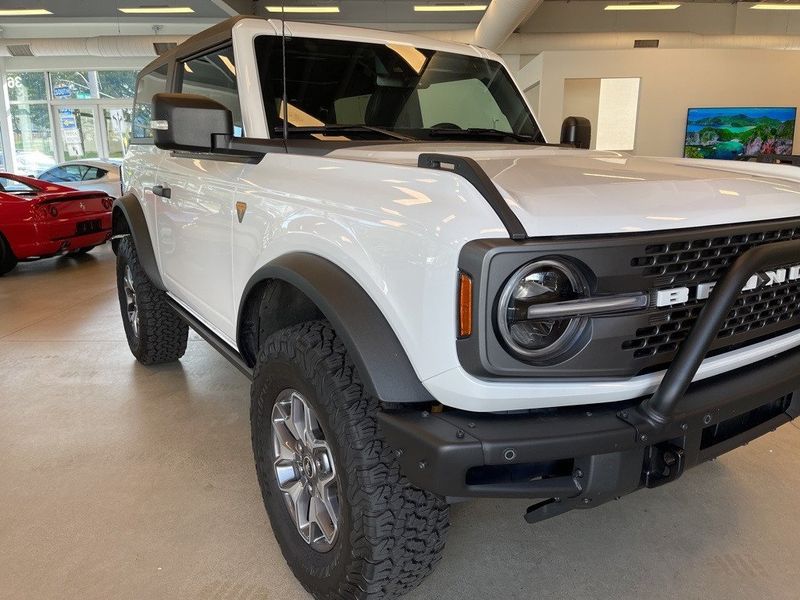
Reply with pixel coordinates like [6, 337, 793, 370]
[378, 240, 800, 523]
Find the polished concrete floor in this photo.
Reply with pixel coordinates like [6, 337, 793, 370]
[2, 245, 800, 600]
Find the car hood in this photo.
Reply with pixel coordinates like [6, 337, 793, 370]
[328, 143, 800, 237]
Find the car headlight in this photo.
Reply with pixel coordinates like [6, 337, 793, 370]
[496, 259, 588, 361]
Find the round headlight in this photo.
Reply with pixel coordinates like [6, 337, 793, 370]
[497, 259, 587, 361]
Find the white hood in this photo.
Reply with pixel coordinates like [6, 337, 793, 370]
[328, 143, 800, 237]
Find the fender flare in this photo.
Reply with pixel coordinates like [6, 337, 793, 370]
[239, 253, 434, 405]
[112, 193, 165, 290]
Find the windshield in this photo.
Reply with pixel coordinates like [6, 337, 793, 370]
[254, 35, 544, 143]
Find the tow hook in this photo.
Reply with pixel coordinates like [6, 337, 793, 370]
[642, 443, 685, 488]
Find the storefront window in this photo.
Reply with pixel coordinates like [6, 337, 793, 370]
[103, 107, 133, 158]
[57, 107, 99, 161]
[50, 71, 97, 100]
[10, 104, 56, 175]
[6, 72, 47, 103]
[98, 71, 137, 99]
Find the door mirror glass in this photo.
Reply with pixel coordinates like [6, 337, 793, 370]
[151, 93, 233, 152]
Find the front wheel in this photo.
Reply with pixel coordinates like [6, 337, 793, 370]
[251, 321, 449, 600]
[115, 236, 188, 364]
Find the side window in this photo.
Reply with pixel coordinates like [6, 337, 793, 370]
[132, 64, 169, 139]
[180, 47, 243, 136]
[83, 167, 106, 180]
[38, 167, 64, 182]
[62, 165, 86, 181]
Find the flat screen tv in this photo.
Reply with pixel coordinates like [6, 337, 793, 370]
[684, 106, 796, 160]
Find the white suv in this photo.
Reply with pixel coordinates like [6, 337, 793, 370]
[114, 16, 800, 599]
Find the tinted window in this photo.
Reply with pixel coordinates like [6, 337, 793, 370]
[83, 167, 107, 180]
[180, 47, 242, 136]
[37, 165, 84, 182]
[254, 36, 541, 140]
[133, 64, 169, 139]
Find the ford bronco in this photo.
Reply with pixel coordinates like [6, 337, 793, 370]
[113, 16, 800, 599]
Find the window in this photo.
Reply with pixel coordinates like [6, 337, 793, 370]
[254, 36, 541, 141]
[97, 71, 137, 99]
[6, 72, 47, 103]
[0, 177, 36, 194]
[50, 71, 96, 100]
[83, 167, 107, 180]
[10, 104, 56, 175]
[133, 64, 169, 139]
[180, 47, 242, 136]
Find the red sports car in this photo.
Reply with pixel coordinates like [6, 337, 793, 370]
[0, 172, 113, 276]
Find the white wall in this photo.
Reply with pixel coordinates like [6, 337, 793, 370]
[520, 48, 800, 157]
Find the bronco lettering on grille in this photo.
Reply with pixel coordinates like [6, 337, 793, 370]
[655, 264, 800, 308]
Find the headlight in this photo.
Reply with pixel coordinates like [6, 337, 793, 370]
[497, 259, 587, 361]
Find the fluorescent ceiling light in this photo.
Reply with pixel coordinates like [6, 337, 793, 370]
[265, 5, 340, 13]
[118, 6, 195, 14]
[0, 8, 53, 15]
[751, 2, 800, 9]
[414, 4, 488, 12]
[604, 3, 681, 10]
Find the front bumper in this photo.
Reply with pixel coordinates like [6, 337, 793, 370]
[380, 347, 800, 521]
[379, 239, 800, 522]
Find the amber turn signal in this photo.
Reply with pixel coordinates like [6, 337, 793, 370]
[458, 271, 473, 338]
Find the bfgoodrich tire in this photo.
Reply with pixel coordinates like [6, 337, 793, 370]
[251, 321, 449, 600]
[116, 236, 188, 364]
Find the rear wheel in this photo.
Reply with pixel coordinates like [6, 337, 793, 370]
[251, 321, 449, 600]
[0, 233, 18, 276]
[116, 236, 188, 364]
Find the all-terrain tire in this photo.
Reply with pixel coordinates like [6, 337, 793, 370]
[116, 236, 188, 364]
[251, 321, 449, 600]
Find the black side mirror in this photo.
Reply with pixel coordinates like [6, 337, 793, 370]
[560, 116, 592, 149]
[151, 93, 232, 152]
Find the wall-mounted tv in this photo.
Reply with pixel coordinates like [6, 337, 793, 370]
[684, 107, 796, 160]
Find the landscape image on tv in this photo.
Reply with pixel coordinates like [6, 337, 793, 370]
[684, 107, 796, 160]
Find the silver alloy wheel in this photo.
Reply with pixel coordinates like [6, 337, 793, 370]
[123, 265, 139, 338]
[271, 389, 340, 552]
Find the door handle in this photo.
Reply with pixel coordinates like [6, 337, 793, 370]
[152, 184, 171, 199]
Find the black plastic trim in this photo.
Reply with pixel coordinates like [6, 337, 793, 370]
[238, 253, 433, 404]
[379, 343, 800, 505]
[111, 193, 165, 290]
[418, 153, 527, 240]
[167, 297, 253, 379]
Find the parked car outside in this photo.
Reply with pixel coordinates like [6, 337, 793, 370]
[38, 159, 122, 198]
[0, 172, 113, 276]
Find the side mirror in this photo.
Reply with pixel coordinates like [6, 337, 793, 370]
[560, 116, 592, 150]
[151, 93, 232, 152]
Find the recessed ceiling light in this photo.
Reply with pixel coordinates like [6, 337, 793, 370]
[414, 4, 487, 11]
[265, 5, 340, 13]
[118, 6, 195, 14]
[751, 2, 800, 9]
[0, 8, 53, 16]
[604, 3, 681, 9]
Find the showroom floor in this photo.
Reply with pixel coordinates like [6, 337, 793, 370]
[2, 245, 800, 600]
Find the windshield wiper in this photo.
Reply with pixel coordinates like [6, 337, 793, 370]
[274, 124, 415, 141]
[427, 127, 540, 143]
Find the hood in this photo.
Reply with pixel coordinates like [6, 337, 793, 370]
[327, 143, 800, 237]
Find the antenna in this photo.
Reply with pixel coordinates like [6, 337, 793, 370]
[281, 2, 289, 141]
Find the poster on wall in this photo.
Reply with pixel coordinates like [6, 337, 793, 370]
[684, 107, 796, 160]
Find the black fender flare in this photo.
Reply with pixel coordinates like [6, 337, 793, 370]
[239, 253, 434, 405]
[112, 193, 165, 290]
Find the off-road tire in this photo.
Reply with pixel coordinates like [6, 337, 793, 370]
[116, 236, 188, 364]
[251, 321, 449, 600]
[0, 232, 18, 276]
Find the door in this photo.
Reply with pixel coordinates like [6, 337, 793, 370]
[154, 156, 245, 339]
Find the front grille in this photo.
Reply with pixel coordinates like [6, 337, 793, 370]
[623, 278, 800, 359]
[631, 226, 800, 287]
